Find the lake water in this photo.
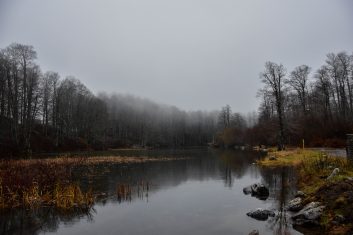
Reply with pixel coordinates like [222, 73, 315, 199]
[0, 149, 304, 235]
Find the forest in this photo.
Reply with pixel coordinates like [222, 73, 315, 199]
[0, 43, 219, 156]
[216, 51, 353, 149]
[0, 42, 353, 156]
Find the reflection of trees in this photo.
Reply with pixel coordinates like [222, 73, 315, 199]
[260, 166, 297, 235]
[218, 150, 300, 235]
[0, 149, 298, 235]
[218, 150, 265, 187]
[75, 150, 223, 203]
[1, 149, 225, 234]
[0, 207, 95, 235]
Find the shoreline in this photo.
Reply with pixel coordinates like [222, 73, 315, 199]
[257, 149, 353, 234]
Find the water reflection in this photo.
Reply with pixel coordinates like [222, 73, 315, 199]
[0, 149, 302, 235]
[0, 207, 95, 235]
[264, 167, 297, 235]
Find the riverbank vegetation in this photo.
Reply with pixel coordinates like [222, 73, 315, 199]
[258, 149, 353, 233]
[0, 157, 93, 209]
[0, 155, 181, 209]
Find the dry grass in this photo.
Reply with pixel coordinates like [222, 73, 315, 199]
[0, 158, 94, 209]
[0, 155, 183, 209]
[258, 149, 353, 192]
[257, 149, 320, 167]
[9, 155, 186, 166]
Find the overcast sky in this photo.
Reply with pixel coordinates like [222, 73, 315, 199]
[1, 0, 353, 113]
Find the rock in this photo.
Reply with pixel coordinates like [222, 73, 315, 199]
[247, 208, 275, 221]
[291, 202, 325, 226]
[287, 197, 303, 212]
[326, 168, 340, 180]
[243, 186, 253, 195]
[248, 230, 259, 235]
[347, 177, 353, 181]
[295, 191, 306, 198]
[251, 183, 270, 199]
[243, 183, 269, 200]
[269, 156, 277, 160]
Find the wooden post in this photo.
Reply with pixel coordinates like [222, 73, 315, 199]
[302, 139, 305, 150]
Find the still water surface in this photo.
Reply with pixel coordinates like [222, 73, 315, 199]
[1, 149, 303, 235]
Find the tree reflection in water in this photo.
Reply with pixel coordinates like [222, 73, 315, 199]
[0, 207, 95, 235]
[0, 149, 301, 235]
[261, 166, 297, 235]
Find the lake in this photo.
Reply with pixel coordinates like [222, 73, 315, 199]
[0, 149, 303, 235]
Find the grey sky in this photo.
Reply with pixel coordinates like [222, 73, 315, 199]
[1, 0, 353, 113]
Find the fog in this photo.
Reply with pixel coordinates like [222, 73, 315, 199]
[1, 0, 353, 112]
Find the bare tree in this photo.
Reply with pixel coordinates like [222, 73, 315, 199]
[287, 65, 311, 114]
[260, 62, 287, 150]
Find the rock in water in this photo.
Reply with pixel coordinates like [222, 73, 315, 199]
[243, 186, 252, 195]
[287, 197, 303, 212]
[291, 202, 325, 226]
[248, 230, 259, 235]
[247, 208, 275, 221]
[243, 183, 270, 200]
[326, 168, 340, 180]
[251, 183, 270, 199]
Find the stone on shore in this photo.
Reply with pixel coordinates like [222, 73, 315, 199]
[247, 208, 275, 221]
[287, 197, 303, 212]
[291, 202, 325, 226]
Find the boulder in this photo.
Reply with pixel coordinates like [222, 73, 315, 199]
[251, 183, 270, 199]
[247, 208, 275, 221]
[248, 230, 259, 235]
[243, 183, 270, 200]
[291, 202, 325, 226]
[287, 197, 303, 212]
[243, 186, 253, 195]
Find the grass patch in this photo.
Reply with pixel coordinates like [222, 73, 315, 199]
[257, 149, 321, 167]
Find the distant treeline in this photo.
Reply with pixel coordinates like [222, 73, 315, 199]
[0, 43, 218, 156]
[1, 43, 351, 155]
[216, 51, 353, 149]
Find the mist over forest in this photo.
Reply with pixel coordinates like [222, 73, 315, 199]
[0, 43, 353, 156]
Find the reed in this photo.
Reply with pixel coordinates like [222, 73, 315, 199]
[0, 158, 93, 209]
[0, 155, 180, 209]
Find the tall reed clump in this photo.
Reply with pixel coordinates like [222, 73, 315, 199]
[0, 158, 94, 209]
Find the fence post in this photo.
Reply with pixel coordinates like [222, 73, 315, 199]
[347, 134, 353, 163]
